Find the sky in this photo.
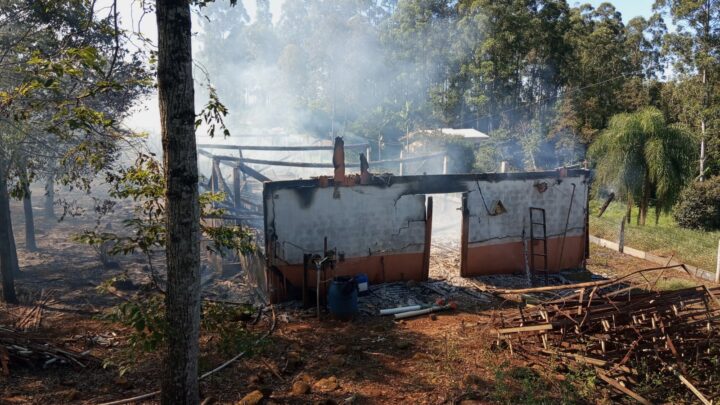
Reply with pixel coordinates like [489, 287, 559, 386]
[111, 0, 657, 137]
[584, 0, 656, 22]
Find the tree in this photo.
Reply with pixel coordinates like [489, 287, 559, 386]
[155, 0, 202, 403]
[589, 107, 697, 225]
[0, 1, 148, 302]
[654, 0, 720, 179]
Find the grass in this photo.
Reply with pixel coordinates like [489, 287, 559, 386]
[589, 200, 720, 272]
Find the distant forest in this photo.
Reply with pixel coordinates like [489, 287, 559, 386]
[198, 0, 720, 175]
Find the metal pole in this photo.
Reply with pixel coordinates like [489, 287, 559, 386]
[442, 155, 448, 174]
[399, 150, 404, 175]
[715, 239, 720, 283]
[314, 256, 329, 320]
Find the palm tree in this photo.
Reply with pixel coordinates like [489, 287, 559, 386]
[589, 107, 697, 225]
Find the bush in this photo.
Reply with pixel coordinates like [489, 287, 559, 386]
[673, 176, 720, 231]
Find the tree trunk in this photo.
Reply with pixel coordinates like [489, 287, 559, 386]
[0, 160, 19, 303]
[156, 1, 201, 404]
[44, 171, 55, 220]
[21, 168, 37, 251]
[640, 175, 650, 226]
[655, 205, 661, 226]
[626, 197, 632, 224]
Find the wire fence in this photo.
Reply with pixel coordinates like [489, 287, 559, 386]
[589, 213, 720, 274]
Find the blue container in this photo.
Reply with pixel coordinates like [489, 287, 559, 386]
[355, 273, 369, 296]
[327, 276, 358, 319]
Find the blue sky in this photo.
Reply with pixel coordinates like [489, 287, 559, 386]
[584, 0, 656, 22]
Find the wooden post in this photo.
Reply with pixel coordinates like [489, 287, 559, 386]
[232, 167, 242, 210]
[211, 158, 220, 194]
[399, 150, 404, 175]
[333, 137, 345, 183]
[619, 215, 626, 253]
[422, 197, 433, 281]
[460, 193, 470, 277]
[715, 239, 720, 283]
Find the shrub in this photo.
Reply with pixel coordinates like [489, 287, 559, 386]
[673, 176, 720, 231]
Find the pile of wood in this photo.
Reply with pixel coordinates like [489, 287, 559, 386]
[0, 327, 96, 375]
[490, 266, 720, 404]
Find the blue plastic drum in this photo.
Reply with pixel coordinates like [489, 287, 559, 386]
[327, 276, 358, 319]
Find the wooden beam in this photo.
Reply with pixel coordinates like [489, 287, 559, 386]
[497, 323, 553, 334]
[197, 143, 370, 151]
[596, 371, 652, 405]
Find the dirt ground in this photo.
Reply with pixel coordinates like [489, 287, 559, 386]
[0, 194, 710, 405]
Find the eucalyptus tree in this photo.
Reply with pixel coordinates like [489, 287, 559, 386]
[654, 0, 720, 179]
[589, 107, 697, 225]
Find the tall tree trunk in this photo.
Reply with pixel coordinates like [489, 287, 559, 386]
[0, 160, 19, 303]
[655, 205, 661, 226]
[44, 171, 55, 220]
[156, 1, 201, 404]
[21, 167, 37, 251]
[626, 196, 632, 224]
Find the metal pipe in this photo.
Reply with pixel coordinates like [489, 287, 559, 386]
[380, 305, 422, 315]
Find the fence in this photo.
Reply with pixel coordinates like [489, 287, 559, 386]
[590, 212, 719, 281]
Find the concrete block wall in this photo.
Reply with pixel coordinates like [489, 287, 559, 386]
[266, 186, 427, 264]
[263, 170, 591, 300]
[463, 176, 589, 275]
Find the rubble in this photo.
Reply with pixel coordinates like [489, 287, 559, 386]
[0, 326, 97, 373]
[485, 264, 720, 404]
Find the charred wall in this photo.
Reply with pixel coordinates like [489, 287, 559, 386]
[263, 170, 591, 301]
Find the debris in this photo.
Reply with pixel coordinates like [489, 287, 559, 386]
[291, 381, 311, 395]
[0, 326, 97, 371]
[313, 376, 339, 392]
[485, 265, 720, 403]
[238, 390, 264, 405]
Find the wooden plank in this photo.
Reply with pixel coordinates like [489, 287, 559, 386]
[485, 265, 686, 294]
[596, 371, 653, 405]
[497, 323, 553, 334]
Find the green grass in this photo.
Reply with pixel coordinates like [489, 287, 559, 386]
[589, 200, 720, 272]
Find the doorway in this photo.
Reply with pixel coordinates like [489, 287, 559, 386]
[427, 193, 463, 281]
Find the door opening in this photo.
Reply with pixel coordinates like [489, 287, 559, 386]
[427, 193, 463, 281]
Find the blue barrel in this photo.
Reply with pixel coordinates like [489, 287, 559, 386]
[327, 276, 358, 319]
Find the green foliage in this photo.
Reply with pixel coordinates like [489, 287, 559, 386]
[589, 107, 697, 223]
[490, 362, 587, 405]
[590, 199, 720, 272]
[104, 294, 168, 352]
[74, 154, 255, 263]
[100, 292, 258, 374]
[202, 302, 258, 356]
[673, 176, 720, 231]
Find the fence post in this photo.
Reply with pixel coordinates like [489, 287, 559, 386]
[619, 215, 626, 253]
[715, 239, 720, 283]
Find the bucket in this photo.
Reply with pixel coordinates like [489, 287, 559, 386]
[355, 273, 369, 296]
[327, 276, 358, 319]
